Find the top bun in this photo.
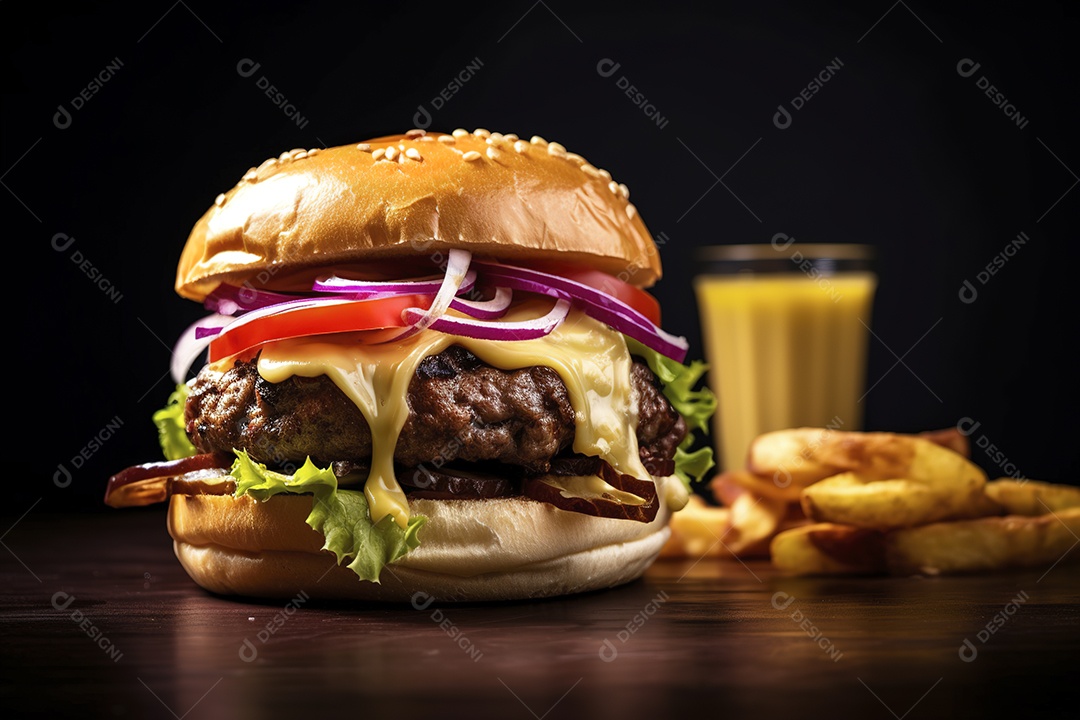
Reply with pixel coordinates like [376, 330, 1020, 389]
[176, 128, 660, 302]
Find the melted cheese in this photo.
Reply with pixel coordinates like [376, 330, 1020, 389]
[543, 475, 646, 506]
[257, 301, 649, 529]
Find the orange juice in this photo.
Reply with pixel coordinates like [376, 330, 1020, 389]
[693, 245, 876, 471]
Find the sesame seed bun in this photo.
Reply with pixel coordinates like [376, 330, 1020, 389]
[167, 488, 674, 602]
[176, 129, 659, 302]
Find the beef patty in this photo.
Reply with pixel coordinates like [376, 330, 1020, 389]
[185, 345, 687, 472]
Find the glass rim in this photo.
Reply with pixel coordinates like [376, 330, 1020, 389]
[695, 243, 876, 262]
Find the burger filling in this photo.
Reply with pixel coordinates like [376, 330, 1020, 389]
[184, 345, 688, 485]
[108, 285, 717, 584]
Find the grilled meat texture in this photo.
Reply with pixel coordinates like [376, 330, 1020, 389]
[185, 345, 686, 472]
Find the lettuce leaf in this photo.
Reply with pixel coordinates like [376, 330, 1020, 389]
[153, 383, 198, 460]
[673, 443, 715, 488]
[625, 338, 717, 490]
[231, 451, 425, 583]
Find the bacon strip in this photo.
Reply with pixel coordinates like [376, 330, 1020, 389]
[522, 462, 660, 523]
[104, 452, 233, 508]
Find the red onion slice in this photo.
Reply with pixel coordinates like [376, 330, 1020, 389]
[473, 262, 689, 362]
[404, 299, 570, 340]
[449, 287, 513, 319]
[204, 284, 298, 315]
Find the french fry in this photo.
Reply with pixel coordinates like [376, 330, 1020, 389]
[769, 523, 886, 575]
[772, 510, 1080, 576]
[747, 427, 974, 488]
[689, 425, 1080, 576]
[712, 469, 803, 504]
[724, 492, 788, 558]
[984, 479, 1080, 516]
[799, 437, 988, 530]
[885, 509, 1080, 576]
[747, 428, 845, 487]
[658, 494, 731, 559]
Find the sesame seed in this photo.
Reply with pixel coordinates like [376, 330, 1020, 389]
[547, 142, 566, 156]
[530, 135, 547, 146]
[598, 168, 611, 181]
[308, 148, 321, 156]
[608, 180, 620, 195]
[619, 183, 630, 200]
[504, 133, 519, 142]
[452, 128, 469, 138]
[488, 132, 504, 143]
[385, 146, 398, 161]
[279, 151, 292, 162]
[242, 168, 258, 183]
[406, 129, 426, 138]
[419, 135, 435, 142]
[405, 147, 423, 161]
[566, 152, 585, 165]
[462, 151, 482, 162]
[215, 193, 226, 207]
[473, 128, 491, 138]
[438, 135, 456, 144]
[398, 152, 406, 164]
[372, 148, 386, 161]
[626, 203, 637, 219]
[293, 151, 308, 160]
[289, 148, 306, 159]
[514, 141, 528, 154]
[581, 163, 601, 178]
[357, 143, 372, 152]
[255, 158, 277, 180]
[486, 147, 499, 160]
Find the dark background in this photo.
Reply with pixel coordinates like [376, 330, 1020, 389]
[6, 0, 1077, 514]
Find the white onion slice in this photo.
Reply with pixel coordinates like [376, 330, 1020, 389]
[449, 287, 513, 319]
[389, 249, 473, 340]
[313, 270, 477, 299]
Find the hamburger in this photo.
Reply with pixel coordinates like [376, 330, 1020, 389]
[105, 127, 716, 602]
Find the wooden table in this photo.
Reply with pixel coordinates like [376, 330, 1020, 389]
[2, 508, 1076, 719]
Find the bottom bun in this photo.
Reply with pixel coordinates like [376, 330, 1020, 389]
[168, 490, 673, 602]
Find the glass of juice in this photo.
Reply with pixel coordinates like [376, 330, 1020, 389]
[693, 243, 877, 472]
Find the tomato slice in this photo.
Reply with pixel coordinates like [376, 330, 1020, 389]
[533, 265, 662, 326]
[208, 294, 432, 362]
